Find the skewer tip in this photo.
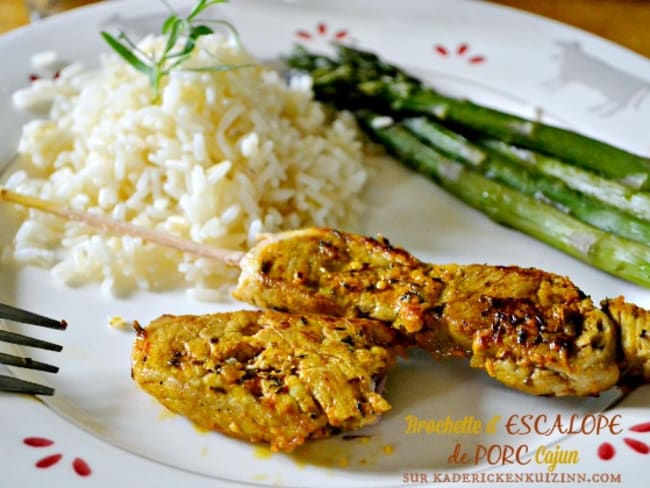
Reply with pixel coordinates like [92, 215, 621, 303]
[0, 187, 11, 203]
[0, 188, 245, 268]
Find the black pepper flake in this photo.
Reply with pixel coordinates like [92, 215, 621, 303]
[168, 351, 183, 367]
[318, 239, 335, 255]
[401, 288, 425, 303]
[399, 291, 414, 302]
[517, 330, 528, 344]
[260, 260, 272, 274]
[238, 371, 256, 383]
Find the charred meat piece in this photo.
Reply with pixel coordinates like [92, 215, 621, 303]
[424, 263, 619, 397]
[131, 310, 402, 452]
[233, 228, 640, 397]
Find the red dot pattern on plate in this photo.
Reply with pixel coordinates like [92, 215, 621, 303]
[334, 29, 348, 40]
[624, 438, 650, 454]
[597, 422, 650, 460]
[294, 22, 349, 42]
[36, 453, 63, 469]
[434, 43, 486, 64]
[597, 442, 616, 460]
[24, 437, 92, 477]
[630, 422, 650, 433]
[73, 457, 92, 477]
[24, 437, 55, 447]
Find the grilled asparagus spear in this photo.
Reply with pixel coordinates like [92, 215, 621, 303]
[401, 116, 650, 245]
[288, 44, 650, 189]
[480, 139, 650, 221]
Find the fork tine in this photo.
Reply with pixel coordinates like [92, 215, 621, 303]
[0, 375, 54, 396]
[0, 303, 66, 330]
[0, 304, 63, 397]
[0, 330, 63, 351]
[0, 352, 59, 373]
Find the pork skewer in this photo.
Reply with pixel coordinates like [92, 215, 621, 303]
[202, 247, 642, 395]
[2, 188, 649, 397]
[234, 228, 650, 396]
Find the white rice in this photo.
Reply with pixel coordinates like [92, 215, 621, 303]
[4, 33, 368, 299]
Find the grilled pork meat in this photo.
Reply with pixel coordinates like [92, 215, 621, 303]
[233, 228, 649, 397]
[131, 310, 402, 452]
[601, 296, 650, 383]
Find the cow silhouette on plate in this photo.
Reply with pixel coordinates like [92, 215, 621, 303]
[544, 40, 649, 116]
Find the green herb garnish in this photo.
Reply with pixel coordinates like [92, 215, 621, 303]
[101, 0, 246, 101]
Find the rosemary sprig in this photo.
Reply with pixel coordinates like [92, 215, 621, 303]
[101, 0, 244, 101]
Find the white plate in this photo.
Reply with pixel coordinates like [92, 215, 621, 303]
[1, 1, 650, 487]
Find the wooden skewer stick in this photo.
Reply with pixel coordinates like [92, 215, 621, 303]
[0, 188, 246, 267]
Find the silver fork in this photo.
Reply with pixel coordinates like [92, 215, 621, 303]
[0, 303, 66, 396]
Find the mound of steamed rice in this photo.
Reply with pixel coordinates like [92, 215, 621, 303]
[2, 33, 368, 300]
